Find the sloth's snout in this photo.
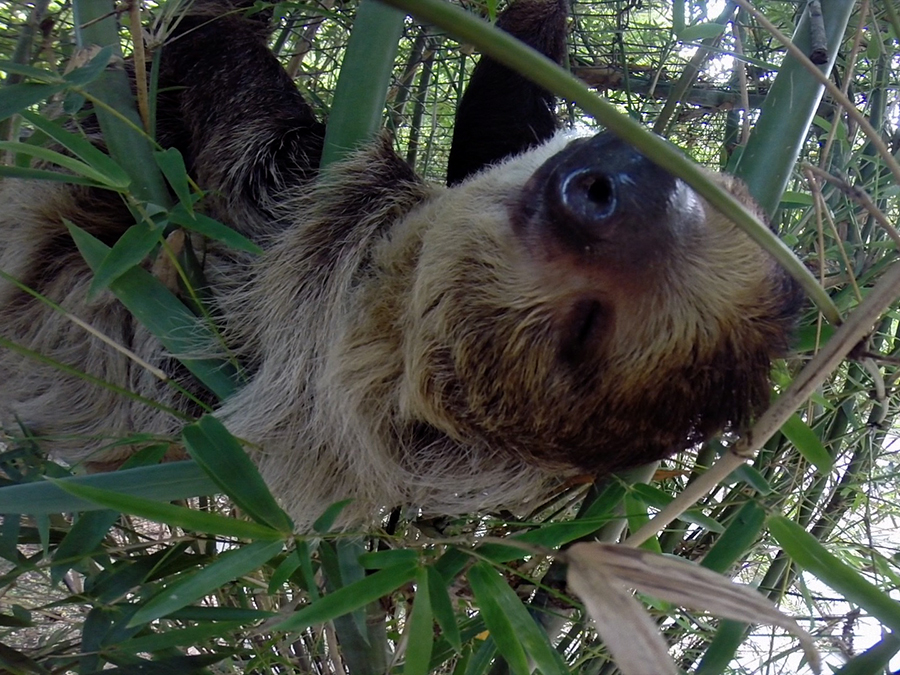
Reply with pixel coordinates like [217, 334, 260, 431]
[545, 131, 679, 247]
[514, 131, 699, 263]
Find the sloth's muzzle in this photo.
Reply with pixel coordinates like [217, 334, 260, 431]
[513, 131, 704, 268]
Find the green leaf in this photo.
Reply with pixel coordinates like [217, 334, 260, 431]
[313, 499, 354, 533]
[20, 109, 130, 188]
[89, 221, 164, 295]
[0, 141, 125, 188]
[780, 414, 833, 473]
[183, 415, 293, 533]
[677, 23, 726, 42]
[0, 60, 62, 82]
[357, 549, 419, 569]
[631, 483, 725, 533]
[625, 491, 662, 553]
[0, 82, 66, 121]
[47, 477, 282, 540]
[404, 566, 434, 675]
[50, 509, 120, 584]
[169, 206, 263, 254]
[701, 501, 766, 573]
[733, 0, 856, 216]
[731, 463, 772, 494]
[61, 45, 113, 86]
[695, 619, 747, 675]
[0, 461, 217, 514]
[427, 565, 461, 653]
[768, 516, 900, 634]
[112, 620, 246, 654]
[129, 539, 284, 626]
[154, 148, 194, 211]
[467, 562, 563, 675]
[320, 1, 405, 168]
[272, 559, 418, 632]
[268, 548, 303, 594]
[0, 165, 104, 186]
[66, 222, 241, 400]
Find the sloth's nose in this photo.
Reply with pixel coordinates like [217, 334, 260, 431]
[545, 131, 680, 244]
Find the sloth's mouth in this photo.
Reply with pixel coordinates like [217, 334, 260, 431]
[559, 298, 608, 363]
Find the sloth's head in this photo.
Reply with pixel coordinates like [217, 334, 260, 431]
[393, 131, 801, 474]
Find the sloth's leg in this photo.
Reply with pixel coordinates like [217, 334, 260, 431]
[159, 8, 325, 232]
[446, 0, 569, 186]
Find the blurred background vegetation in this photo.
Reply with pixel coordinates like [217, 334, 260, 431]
[0, 0, 899, 673]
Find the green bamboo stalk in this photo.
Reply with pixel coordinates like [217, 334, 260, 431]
[320, 0, 406, 169]
[733, 0, 857, 217]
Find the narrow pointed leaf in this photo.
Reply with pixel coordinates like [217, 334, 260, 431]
[781, 414, 833, 473]
[404, 566, 434, 675]
[769, 515, 900, 634]
[0, 165, 103, 185]
[66, 221, 241, 399]
[467, 561, 562, 675]
[21, 109, 130, 187]
[0, 461, 217, 514]
[427, 564, 461, 653]
[271, 559, 418, 632]
[0, 141, 124, 187]
[183, 415, 293, 532]
[89, 221, 163, 295]
[48, 477, 281, 540]
[0, 82, 66, 121]
[129, 539, 284, 626]
[169, 206, 263, 254]
[154, 148, 193, 211]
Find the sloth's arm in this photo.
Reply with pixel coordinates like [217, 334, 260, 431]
[445, 0, 569, 186]
[159, 10, 325, 227]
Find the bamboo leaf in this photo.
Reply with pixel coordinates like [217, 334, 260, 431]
[769, 516, 900, 634]
[0, 165, 101, 185]
[50, 509, 120, 584]
[0, 462, 217, 514]
[66, 221, 241, 400]
[112, 621, 246, 654]
[320, 1, 405, 168]
[88, 221, 164, 296]
[154, 148, 193, 212]
[61, 45, 114, 86]
[47, 478, 282, 540]
[733, 0, 857, 216]
[427, 564, 461, 653]
[780, 414, 833, 473]
[21, 109, 130, 187]
[701, 501, 766, 573]
[271, 559, 418, 632]
[0, 141, 126, 188]
[403, 566, 434, 675]
[183, 415, 293, 533]
[467, 562, 563, 675]
[0, 82, 66, 121]
[129, 539, 284, 626]
[169, 206, 263, 254]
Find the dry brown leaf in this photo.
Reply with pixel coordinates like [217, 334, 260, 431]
[564, 542, 821, 674]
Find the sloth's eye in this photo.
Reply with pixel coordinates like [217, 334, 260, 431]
[559, 298, 606, 363]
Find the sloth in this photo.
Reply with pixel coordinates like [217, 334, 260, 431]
[0, 0, 800, 527]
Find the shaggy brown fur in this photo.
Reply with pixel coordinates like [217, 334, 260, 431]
[0, 0, 800, 528]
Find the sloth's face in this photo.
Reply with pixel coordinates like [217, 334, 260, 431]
[395, 131, 801, 473]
